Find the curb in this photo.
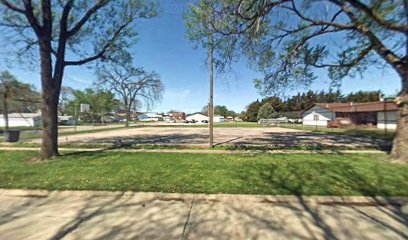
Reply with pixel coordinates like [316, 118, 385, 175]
[0, 189, 406, 206]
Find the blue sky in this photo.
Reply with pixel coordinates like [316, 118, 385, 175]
[0, 1, 402, 114]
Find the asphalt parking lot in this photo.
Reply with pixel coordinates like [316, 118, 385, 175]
[29, 126, 390, 149]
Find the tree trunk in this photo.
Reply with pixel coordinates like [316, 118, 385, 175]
[40, 91, 59, 159]
[125, 108, 130, 128]
[39, 41, 59, 160]
[391, 73, 408, 162]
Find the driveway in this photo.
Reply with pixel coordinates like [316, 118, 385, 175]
[0, 189, 407, 240]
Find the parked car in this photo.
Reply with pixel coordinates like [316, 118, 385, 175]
[201, 120, 208, 123]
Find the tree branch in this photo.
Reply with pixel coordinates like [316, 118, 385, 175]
[346, 0, 408, 33]
[53, 0, 74, 87]
[64, 22, 129, 66]
[311, 44, 374, 68]
[1, 0, 25, 13]
[282, 2, 355, 30]
[330, 0, 404, 72]
[22, 0, 42, 36]
[67, 0, 108, 37]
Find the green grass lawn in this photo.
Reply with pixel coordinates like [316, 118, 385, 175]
[0, 151, 406, 196]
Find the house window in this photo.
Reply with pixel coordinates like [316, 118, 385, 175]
[313, 114, 319, 121]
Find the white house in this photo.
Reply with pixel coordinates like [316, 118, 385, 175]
[186, 113, 227, 123]
[138, 113, 164, 122]
[302, 104, 338, 127]
[0, 112, 42, 127]
[186, 113, 208, 122]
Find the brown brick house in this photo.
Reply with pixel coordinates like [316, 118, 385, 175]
[302, 101, 398, 129]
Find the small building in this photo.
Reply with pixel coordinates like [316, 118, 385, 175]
[162, 114, 176, 123]
[301, 101, 398, 129]
[169, 112, 186, 120]
[58, 115, 75, 125]
[226, 116, 234, 122]
[186, 113, 208, 122]
[138, 113, 164, 122]
[186, 114, 229, 123]
[0, 112, 42, 127]
[115, 110, 140, 122]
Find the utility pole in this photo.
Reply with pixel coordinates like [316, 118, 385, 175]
[208, 24, 214, 148]
[74, 103, 77, 134]
[2, 85, 9, 133]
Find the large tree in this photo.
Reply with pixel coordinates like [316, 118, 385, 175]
[0, 0, 156, 159]
[214, 105, 228, 117]
[257, 102, 277, 120]
[245, 100, 262, 122]
[97, 64, 164, 127]
[201, 105, 234, 118]
[187, 0, 408, 161]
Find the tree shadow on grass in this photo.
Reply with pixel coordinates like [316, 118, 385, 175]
[1, 183, 407, 239]
[240, 156, 408, 239]
[244, 132, 392, 152]
[256, 154, 397, 196]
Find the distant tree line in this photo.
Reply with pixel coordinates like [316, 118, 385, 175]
[242, 90, 382, 122]
[200, 105, 237, 118]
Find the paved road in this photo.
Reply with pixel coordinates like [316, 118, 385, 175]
[0, 190, 407, 240]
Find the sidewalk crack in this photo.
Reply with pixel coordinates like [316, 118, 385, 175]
[181, 195, 195, 240]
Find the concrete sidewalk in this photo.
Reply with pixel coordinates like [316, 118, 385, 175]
[0, 190, 407, 240]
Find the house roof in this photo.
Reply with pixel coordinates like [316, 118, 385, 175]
[187, 113, 207, 117]
[315, 103, 352, 110]
[169, 112, 185, 116]
[145, 113, 163, 118]
[303, 101, 398, 114]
